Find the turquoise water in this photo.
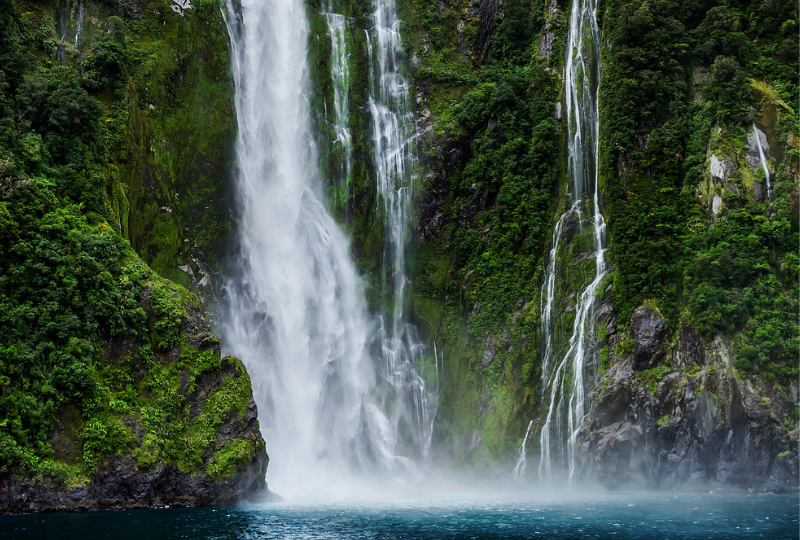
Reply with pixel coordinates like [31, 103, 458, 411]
[2, 492, 797, 539]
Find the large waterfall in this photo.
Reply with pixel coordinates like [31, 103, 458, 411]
[221, 0, 434, 498]
[538, 0, 606, 481]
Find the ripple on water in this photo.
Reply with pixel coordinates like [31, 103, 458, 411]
[0, 492, 797, 539]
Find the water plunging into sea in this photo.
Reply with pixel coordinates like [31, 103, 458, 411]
[219, 0, 435, 499]
[538, 0, 606, 482]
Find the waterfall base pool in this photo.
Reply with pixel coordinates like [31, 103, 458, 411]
[3, 491, 797, 539]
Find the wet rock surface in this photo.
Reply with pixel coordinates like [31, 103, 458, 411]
[631, 305, 668, 371]
[578, 309, 798, 493]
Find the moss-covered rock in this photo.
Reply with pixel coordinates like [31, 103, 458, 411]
[0, 176, 266, 513]
[117, 0, 237, 310]
[0, 0, 266, 511]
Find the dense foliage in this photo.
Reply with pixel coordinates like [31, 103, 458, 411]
[600, 0, 799, 380]
[391, 0, 799, 464]
[394, 0, 568, 463]
[0, 0, 256, 486]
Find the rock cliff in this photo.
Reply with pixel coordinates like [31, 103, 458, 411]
[0, 279, 268, 515]
[578, 305, 798, 492]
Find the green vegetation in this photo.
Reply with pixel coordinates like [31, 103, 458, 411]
[636, 365, 675, 395]
[0, 170, 257, 483]
[393, 0, 566, 464]
[398, 0, 797, 462]
[599, 0, 798, 382]
[0, 0, 796, 481]
[0, 0, 258, 488]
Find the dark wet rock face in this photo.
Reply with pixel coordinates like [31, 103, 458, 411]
[578, 305, 798, 493]
[0, 449, 265, 514]
[631, 305, 667, 371]
[562, 214, 579, 244]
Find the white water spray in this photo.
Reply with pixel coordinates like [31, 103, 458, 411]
[223, 0, 372, 498]
[366, 0, 438, 459]
[538, 0, 605, 482]
[221, 0, 434, 499]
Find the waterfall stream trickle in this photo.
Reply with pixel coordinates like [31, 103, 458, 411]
[221, 0, 434, 498]
[74, 0, 84, 49]
[512, 420, 535, 481]
[752, 123, 771, 198]
[538, 0, 605, 482]
[324, 11, 353, 211]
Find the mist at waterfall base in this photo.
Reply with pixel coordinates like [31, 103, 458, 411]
[538, 0, 606, 483]
[4, 492, 797, 539]
[218, 0, 436, 502]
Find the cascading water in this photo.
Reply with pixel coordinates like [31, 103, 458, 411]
[223, 0, 372, 497]
[74, 0, 84, 49]
[324, 10, 353, 210]
[752, 123, 771, 198]
[365, 0, 438, 459]
[221, 0, 434, 498]
[512, 420, 535, 481]
[538, 0, 606, 482]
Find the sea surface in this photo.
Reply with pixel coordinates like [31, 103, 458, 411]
[2, 491, 797, 539]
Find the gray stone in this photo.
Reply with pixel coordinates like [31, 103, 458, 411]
[709, 153, 735, 181]
[631, 304, 668, 371]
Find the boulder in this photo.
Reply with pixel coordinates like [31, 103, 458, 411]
[630, 305, 668, 371]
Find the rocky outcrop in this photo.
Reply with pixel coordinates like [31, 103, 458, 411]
[0, 439, 266, 514]
[577, 306, 799, 492]
[630, 305, 668, 371]
[0, 285, 271, 515]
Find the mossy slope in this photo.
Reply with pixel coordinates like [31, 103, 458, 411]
[0, 0, 266, 510]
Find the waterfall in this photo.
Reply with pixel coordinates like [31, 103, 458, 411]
[74, 0, 84, 48]
[512, 420, 535, 481]
[538, 0, 605, 482]
[221, 0, 434, 498]
[222, 0, 372, 497]
[752, 123, 771, 198]
[365, 0, 438, 459]
[324, 10, 353, 210]
[59, 0, 70, 41]
[58, 0, 70, 66]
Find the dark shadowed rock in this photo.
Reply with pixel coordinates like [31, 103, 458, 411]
[562, 214, 579, 244]
[578, 333, 799, 493]
[631, 305, 667, 371]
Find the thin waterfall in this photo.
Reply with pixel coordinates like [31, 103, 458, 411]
[752, 123, 771, 198]
[74, 0, 84, 48]
[324, 10, 353, 210]
[58, 0, 70, 66]
[512, 420, 535, 481]
[538, 0, 606, 482]
[366, 0, 438, 459]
